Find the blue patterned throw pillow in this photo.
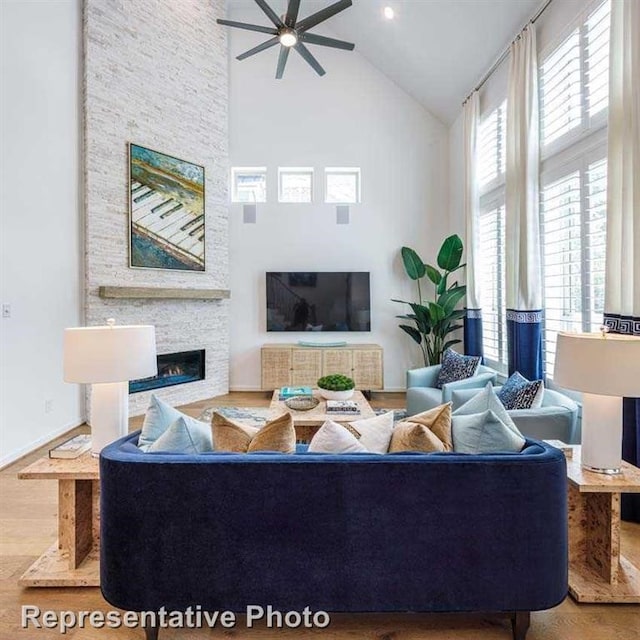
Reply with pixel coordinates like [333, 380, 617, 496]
[435, 349, 481, 389]
[498, 372, 544, 410]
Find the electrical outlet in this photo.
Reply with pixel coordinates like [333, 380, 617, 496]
[45, 399, 54, 414]
[2, 304, 10, 318]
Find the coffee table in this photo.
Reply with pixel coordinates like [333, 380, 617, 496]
[270, 389, 375, 442]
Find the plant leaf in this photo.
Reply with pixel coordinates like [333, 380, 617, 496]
[428, 302, 445, 322]
[438, 286, 467, 314]
[409, 303, 432, 335]
[401, 247, 426, 280]
[390, 298, 413, 307]
[437, 234, 464, 271]
[437, 273, 448, 296]
[399, 324, 423, 345]
[443, 323, 464, 335]
[425, 264, 442, 285]
[442, 339, 462, 351]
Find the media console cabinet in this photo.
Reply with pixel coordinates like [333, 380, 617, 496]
[261, 343, 383, 392]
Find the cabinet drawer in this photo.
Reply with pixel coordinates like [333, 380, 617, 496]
[291, 350, 322, 386]
[261, 348, 292, 390]
[322, 349, 353, 377]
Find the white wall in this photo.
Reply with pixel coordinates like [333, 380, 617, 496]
[0, 0, 83, 466]
[228, 21, 449, 391]
[448, 112, 464, 240]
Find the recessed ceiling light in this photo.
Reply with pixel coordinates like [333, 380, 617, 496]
[384, 6, 395, 20]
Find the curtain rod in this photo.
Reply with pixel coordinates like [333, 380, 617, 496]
[462, 0, 554, 106]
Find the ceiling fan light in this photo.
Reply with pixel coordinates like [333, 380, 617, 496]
[279, 30, 297, 47]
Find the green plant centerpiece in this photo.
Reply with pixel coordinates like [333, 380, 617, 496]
[317, 373, 355, 400]
[393, 234, 467, 366]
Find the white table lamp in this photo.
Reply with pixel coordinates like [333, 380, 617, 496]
[554, 330, 640, 474]
[64, 319, 157, 455]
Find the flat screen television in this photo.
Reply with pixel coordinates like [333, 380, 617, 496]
[266, 272, 371, 332]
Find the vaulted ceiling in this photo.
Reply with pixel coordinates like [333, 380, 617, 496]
[227, 0, 541, 124]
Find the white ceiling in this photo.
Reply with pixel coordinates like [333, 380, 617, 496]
[226, 0, 542, 124]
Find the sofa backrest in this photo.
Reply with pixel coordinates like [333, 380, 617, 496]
[100, 432, 568, 616]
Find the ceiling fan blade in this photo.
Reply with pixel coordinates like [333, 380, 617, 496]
[300, 33, 355, 51]
[294, 42, 326, 76]
[237, 37, 280, 61]
[275, 46, 290, 79]
[254, 0, 284, 28]
[296, 0, 352, 33]
[217, 19, 278, 36]
[285, 0, 301, 27]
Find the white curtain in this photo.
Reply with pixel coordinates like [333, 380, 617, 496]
[505, 24, 541, 312]
[604, 0, 640, 330]
[505, 24, 543, 378]
[463, 91, 481, 310]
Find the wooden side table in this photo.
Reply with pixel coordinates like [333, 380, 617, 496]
[18, 453, 100, 587]
[567, 446, 640, 602]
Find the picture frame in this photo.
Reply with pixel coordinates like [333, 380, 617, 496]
[128, 143, 205, 271]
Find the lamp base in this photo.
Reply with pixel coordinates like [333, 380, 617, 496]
[581, 393, 623, 475]
[89, 381, 129, 455]
[581, 463, 622, 475]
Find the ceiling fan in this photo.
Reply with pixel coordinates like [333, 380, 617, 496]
[217, 0, 355, 79]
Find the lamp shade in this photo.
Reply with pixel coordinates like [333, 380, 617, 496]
[554, 332, 640, 397]
[64, 323, 157, 383]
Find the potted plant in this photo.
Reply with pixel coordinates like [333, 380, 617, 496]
[317, 374, 355, 400]
[392, 234, 467, 366]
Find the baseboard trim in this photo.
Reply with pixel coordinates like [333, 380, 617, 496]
[0, 419, 85, 470]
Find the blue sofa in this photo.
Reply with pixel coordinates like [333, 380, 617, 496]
[100, 432, 568, 640]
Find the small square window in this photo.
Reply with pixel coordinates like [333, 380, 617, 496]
[278, 167, 314, 203]
[232, 167, 267, 203]
[325, 167, 361, 204]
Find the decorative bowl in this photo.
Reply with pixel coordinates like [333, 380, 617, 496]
[318, 388, 355, 401]
[284, 396, 320, 411]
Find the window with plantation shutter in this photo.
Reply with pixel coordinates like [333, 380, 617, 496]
[539, 0, 610, 380]
[586, 1, 610, 117]
[540, 0, 610, 150]
[478, 101, 507, 191]
[478, 201, 507, 371]
[540, 157, 607, 378]
[540, 30, 582, 147]
[476, 97, 508, 371]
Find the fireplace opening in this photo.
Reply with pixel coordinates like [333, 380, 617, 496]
[129, 349, 205, 394]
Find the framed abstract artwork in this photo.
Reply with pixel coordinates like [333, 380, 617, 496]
[128, 143, 205, 271]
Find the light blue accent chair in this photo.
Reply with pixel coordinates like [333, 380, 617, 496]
[451, 386, 580, 444]
[406, 364, 498, 416]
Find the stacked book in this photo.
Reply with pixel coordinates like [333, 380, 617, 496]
[326, 400, 360, 415]
[278, 386, 313, 401]
[49, 434, 91, 459]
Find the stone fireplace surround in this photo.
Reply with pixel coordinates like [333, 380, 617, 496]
[83, 0, 230, 417]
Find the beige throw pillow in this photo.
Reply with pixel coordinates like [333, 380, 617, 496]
[308, 420, 368, 454]
[388, 403, 453, 453]
[347, 411, 395, 454]
[212, 412, 296, 453]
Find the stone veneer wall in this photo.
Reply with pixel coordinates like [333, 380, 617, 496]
[83, 0, 229, 415]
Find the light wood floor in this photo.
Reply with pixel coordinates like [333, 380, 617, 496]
[1, 392, 639, 639]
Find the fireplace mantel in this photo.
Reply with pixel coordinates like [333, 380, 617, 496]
[98, 286, 230, 300]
